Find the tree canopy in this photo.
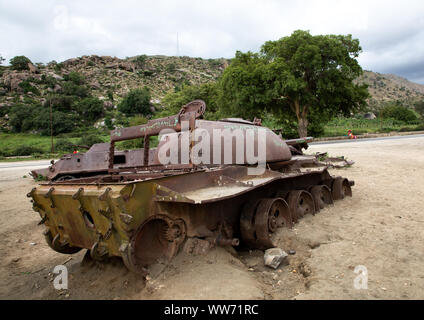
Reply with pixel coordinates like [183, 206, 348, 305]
[9, 55, 32, 71]
[415, 101, 424, 119]
[218, 30, 369, 136]
[118, 87, 152, 115]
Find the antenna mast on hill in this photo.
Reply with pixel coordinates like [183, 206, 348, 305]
[176, 32, 180, 57]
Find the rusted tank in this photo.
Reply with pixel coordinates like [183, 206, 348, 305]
[29, 100, 354, 274]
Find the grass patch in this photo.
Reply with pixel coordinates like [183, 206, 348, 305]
[323, 118, 421, 137]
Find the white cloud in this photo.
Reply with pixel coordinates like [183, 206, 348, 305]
[0, 0, 423, 83]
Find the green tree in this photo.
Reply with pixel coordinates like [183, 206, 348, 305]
[219, 30, 369, 137]
[380, 103, 418, 123]
[135, 55, 147, 69]
[161, 83, 219, 119]
[9, 56, 32, 71]
[76, 97, 104, 122]
[78, 134, 104, 147]
[34, 110, 76, 135]
[415, 101, 424, 119]
[0, 55, 5, 65]
[65, 71, 85, 85]
[118, 87, 151, 115]
[62, 81, 89, 98]
[9, 105, 36, 132]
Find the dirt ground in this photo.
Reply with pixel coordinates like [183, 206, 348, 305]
[0, 136, 423, 300]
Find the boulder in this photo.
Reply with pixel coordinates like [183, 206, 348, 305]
[62, 58, 79, 67]
[3, 71, 29, 92]
[90, 81, 101, 89]
[364, 112, 376, 120]
[53, 84, 62, 93]
[103, 101, 114, 109]
[264, 248, 288, 269]
[119, 62, 135, 72]
[27, 63, 39, 74]
[48, 72, 64, 81]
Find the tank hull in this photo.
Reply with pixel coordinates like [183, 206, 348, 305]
[29, 165, 353, 274]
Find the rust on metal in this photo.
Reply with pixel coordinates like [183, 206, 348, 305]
[30, 100, 355, 274]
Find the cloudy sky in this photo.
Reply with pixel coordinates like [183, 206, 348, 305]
[1, 0, 424, 83]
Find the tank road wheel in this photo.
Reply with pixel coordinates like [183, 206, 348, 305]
[125, 215, 186, 274]
[240, 198, 292, 250]
[90, 241, 109, 262]
[332, 177, 353, 200]
[44, 229, 82, 254]
[287, 190, 315, 223]
[309, 185, 333, 212]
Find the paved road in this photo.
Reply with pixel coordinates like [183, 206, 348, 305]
[310, 133, 424, 145]
[0, 160, 52, 170]
[0, 134, 423, 170]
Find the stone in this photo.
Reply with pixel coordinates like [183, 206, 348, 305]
[364, 112, 376, 120]
[48, 72, 64, 81]
[90, 81, 101, 89]
[54, 84, 62, 93]
[183, 238, 212, 255]
[28, 62, 39, 73]
[103, 101, 114, 109]
[264, 248, 288, 269]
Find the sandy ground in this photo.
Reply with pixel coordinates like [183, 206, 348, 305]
[0, 136, 423, 300]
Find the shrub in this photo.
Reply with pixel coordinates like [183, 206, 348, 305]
[62, 82, 89, 97]
[9, 105, 36, 132]
[55, 139, 74, 152]
[44, 95, 74, 112]
[12, 145, 43, 156]
[64, 72, 85, 85]
[34, 109, 77, 135]
[10, 56, 32, 71]
[107, 89, 114, 101]
[380, 104, 418, 123]
[41, 74, 57, 88]
[135, 55, 147, 69]
[415, 101, 424, 119]
[76, 97, 104, 122]
[19, 80, 40, 95]
[129, 115, 148, 126]
[104, 115, 114, 130]
[78, 134, 104, 147]
[165, 63, 176, 73]
[118, 87, 152, 115]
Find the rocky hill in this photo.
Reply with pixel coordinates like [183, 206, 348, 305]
[359, 70, 424, 110]
[0, 55, 228, 105]
[1, 54, 423, 117]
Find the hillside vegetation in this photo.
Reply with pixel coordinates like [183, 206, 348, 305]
[0, 52, 424, 157]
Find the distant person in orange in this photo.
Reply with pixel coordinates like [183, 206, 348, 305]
[347, 130, 357, 139]
[73, 148, 78, 154]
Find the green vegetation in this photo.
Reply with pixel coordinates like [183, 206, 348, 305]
[218, 30, 369, 137]
[2, 33, 424, 160]
[323, 117, 421, 137]
[0, 133, 71, 158]
[161, 30, 369, 137]
[380, 103, 418, 122]
[134, 55, 147, 69]
[160, 83, 219, 119]
[9, 55, 32, 71]
[118, 87, 152, 115]
[414, 100, 424, 119]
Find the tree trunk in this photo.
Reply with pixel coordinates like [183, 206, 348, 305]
[293, 98, 308, 137]
[297, 117, 308, 137]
